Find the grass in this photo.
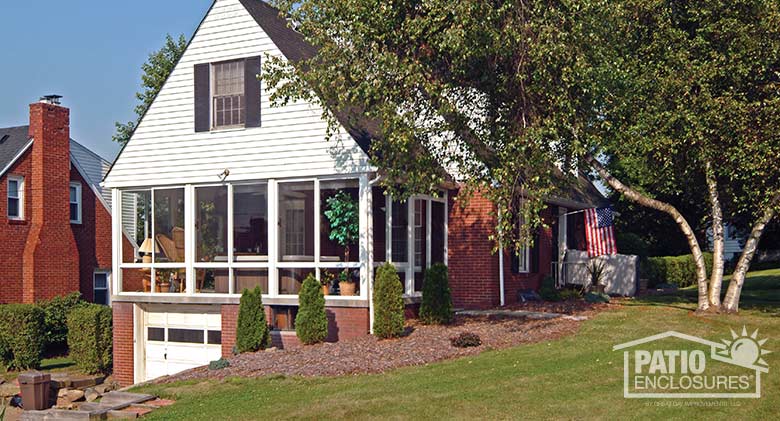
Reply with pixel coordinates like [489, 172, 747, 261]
[135, 270, 780, 420]
[1, 356, 76, 382]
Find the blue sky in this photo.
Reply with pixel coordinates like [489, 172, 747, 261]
[0, 0, 213, 161]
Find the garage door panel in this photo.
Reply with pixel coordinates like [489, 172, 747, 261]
[143, 309, 222, 382]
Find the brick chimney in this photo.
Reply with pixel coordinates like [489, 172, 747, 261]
[22, 97, 80, 303]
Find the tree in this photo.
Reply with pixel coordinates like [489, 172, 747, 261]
[373, 263, 405, 338]
[295, 274, 328, 344]
[236, 286, 270, 353]
[113, 34, 187, 145]
[419, 263, 453, 324]
[263, 0, 780, 312]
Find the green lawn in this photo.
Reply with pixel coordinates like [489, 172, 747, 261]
[2, 356, 76, 382]
[136, 270, 780, 420]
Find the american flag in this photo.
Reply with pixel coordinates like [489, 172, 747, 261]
[584, 207, 617, 257]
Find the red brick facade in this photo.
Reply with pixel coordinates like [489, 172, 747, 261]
[447, 188, 554, 309]
[112, 302, 135, 387]
[0, 102, 114, 304]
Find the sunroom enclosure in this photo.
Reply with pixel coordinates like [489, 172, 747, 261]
[112, 174, 448, 302]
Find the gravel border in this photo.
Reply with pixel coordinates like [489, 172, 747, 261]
[157, 303, 603, 384]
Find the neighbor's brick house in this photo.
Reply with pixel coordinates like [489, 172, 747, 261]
[0, 98, 117, 305]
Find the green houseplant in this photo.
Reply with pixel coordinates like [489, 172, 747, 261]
[324, 190, 360, 296]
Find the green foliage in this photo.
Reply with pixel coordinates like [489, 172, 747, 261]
[539, 275, 562, 302]
[67, 304, 112, 374]
[236, 286, 270, 353]
[39, 292, 85, 351]
[295, 274, 328, 345]
[372, 263, 405, 339]
[585, 292, 610, 304]
[420, 263, 453, 325]
[559, 289, 583, 301]
[209, 358, 230, 371]
[113, 34, 187, 145]
[615, 232, 651, 259]
[324, 191, 360, 261]
[450, 332, 481, 348]
[0, 304, 45, 370]
[644, 253, 714, 288]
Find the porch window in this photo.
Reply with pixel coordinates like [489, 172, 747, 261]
[195, 186, 228, 262]
[7, 175, 23, 220]
[278, 182, 314, 261]
[69, 182, 82, 224]
[233, 184, 268, 261]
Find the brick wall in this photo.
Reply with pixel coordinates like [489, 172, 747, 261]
[447, 188, 554, 309]
[70, 168, 113, 302]
[22, 102, 80, 303]
[221, 304, 239, 358]
[0, 150, 32, 304]
[112, 302, 135, 387]
[447, 189, 501, 309]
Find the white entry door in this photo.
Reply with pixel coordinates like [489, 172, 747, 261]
[144, 309, 222, 381]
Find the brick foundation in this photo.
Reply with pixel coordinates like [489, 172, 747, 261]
[112, 302, 135, 387]
[221, 304, 239, 357]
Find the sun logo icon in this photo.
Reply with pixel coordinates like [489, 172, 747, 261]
[716, 326, 771, 371]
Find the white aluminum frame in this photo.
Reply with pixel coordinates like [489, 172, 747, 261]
[69, 181, 83, 224]
[7, 175, 24, 220]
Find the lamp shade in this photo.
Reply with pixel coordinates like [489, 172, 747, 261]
[138, 238, 158, 254]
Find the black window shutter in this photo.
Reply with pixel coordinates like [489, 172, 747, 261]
[530, 231, 540, 273]
[244, 56, 262, 128]
[194, 63, 211, 132]
[510, 251, 520, 274]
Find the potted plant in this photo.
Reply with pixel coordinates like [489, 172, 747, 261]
[321, 271, 335, 296]
[586, 259, 606, 294]
[324, 190, 360, 296]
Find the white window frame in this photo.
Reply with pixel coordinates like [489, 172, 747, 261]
[210, 59, 246, 130]
[69, 181, 82, 224]
[515, 215, 531, 273]
[383, 192, 448, 296]
[7, 175, 24, 220]
[116, 176, 370, 302]
[93, 270, 110, 305]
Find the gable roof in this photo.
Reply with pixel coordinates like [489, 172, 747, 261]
[0, 126, 33, 175]
[0, 124, 113, 208]
[237, 0, 376, 154]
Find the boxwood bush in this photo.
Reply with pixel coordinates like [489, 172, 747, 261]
[0, 304, 45, 370]
[39, 292, 85, 352]
[295, 274, 328, 345]
[420, 263, 453, 325]
[236, 286, 270, 353]
[644, 252, 714, 288]
[539, 275, 562, 302]
[67, 304, 113, 374]
[373, 263, 405, 339]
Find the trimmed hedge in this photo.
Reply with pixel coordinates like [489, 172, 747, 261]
[67, 304, 113, 374]
[420, 263, 453, 325]
[236, 286, 270, 353]
[0, 304, 46, 370]
[40, 292, 85, 351]
[644, 252, 714, 288]
[296, 274, 328, 345]
[539, 275, 562, 302]
[373, 263, 405, 339]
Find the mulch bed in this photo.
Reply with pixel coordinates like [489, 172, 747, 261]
[158, 303, 603, 384]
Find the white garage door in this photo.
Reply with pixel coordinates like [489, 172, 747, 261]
[144, 309, 222, 381]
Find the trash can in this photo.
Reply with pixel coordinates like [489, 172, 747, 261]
[18, 371, 51, 410]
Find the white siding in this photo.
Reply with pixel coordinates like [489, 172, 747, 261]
[70, 140, 113, 208]
[104, 0, 371, 189]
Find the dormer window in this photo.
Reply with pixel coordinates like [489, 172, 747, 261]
[194, 57, 261, 133]
[212, 60, 246, 129]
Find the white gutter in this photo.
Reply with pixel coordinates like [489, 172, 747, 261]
[367, 173, 381, 334]
[499, 245, 505, 306]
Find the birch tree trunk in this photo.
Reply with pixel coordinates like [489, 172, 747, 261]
[585, 154, 710, 311]
[722, 194, 780, 312]
[705, 161, 724, 310]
